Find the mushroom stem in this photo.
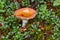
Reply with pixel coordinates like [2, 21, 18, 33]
[22, 19, 28, 27]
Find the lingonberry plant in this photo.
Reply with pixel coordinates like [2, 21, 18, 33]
[0, 0, 60, 40]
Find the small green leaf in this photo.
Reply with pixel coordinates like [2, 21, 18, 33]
[0, 10, 5, 12]
[53, 0, 60, 6]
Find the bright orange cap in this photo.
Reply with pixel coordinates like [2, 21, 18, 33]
[14, 8, 37, 20]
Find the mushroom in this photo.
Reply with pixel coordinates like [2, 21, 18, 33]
[14, 8, 37, 27]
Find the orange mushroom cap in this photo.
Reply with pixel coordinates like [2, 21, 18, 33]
[14, 8, 37, 20]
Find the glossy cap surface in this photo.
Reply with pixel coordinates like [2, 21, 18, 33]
[14, 8, 37, 20]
